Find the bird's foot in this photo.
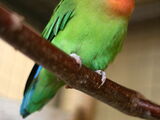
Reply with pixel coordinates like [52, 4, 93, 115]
[96, 70, 106, 88]
[70, 53, 82, 67]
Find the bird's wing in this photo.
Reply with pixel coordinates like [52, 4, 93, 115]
[42, 0, 76, 41]
[23, 0, 76, 95]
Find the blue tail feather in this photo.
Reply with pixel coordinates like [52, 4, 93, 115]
[33, 66, 42, 79]
[20, 65, 42, 117]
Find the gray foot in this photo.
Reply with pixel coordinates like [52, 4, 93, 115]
[96, 70, 106, 88]
[70, 53, 82, 67]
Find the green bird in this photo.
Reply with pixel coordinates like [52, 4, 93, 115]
[20, 0, 135, 117]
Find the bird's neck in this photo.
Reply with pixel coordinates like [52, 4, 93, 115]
[106, 0, 135, 18]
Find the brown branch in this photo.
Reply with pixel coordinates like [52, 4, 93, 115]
[0, 4, 160, 120]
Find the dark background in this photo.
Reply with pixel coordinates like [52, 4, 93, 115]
[0, 0, 160, 31]
[0, 0, 59, 30]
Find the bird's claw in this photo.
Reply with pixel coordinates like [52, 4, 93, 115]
[96, 70, 106, 88]
[70, 53, 82, 67]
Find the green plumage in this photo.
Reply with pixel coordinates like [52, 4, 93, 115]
[20, 0, 129, 117]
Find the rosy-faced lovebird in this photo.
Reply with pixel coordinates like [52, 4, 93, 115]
[20, 0, 135, 117]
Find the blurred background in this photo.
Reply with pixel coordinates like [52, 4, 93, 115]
[0, 0, 160, 120]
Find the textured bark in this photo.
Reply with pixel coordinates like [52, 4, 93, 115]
[0, 5, 160, 120]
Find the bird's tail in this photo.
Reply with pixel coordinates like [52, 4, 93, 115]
[20, 64, 64, 118]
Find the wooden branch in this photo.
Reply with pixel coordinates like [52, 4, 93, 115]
[0, 5, 160, 120]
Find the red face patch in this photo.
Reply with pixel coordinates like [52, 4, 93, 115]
[107, 0, 135, 17]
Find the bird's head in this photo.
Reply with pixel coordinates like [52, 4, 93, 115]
[105, 0, 135, 17]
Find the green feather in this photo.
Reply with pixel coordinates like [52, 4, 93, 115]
[21, 0, 130, 117]
[21, 0, 76, 117]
